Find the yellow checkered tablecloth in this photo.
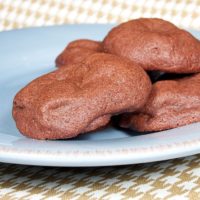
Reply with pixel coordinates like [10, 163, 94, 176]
[0, 0, 200, 199]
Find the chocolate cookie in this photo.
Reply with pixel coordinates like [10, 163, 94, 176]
[67, 39, 102, 51]
[103, 18, 200, 73]
[120, 73, 200, 132]
[13, 53, 151, 139]
[56, 39, 102, 67]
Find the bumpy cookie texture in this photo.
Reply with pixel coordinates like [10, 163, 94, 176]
[56, 39, 102, 67]
[103, 18, 200, 73]
[120, 73, 200, 132]
[13, 53, 151, 140]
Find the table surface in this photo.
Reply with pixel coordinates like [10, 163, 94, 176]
[0, 0, 200, 199]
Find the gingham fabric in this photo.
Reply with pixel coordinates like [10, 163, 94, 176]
[1, 0, 200, 31]
[0, 0, 200, 199]
[0, 156, 200, 200]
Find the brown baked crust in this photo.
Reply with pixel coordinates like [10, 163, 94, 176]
[55, 47, 98, 67]
[103, 18, 200, 73]
[67, 39, 102, 51]
[55, 39, 102, 67]
[13, 53, 151, 139]
[120, 73, 200, 132]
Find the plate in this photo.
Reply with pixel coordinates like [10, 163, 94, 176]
[0, 25, 200, 167]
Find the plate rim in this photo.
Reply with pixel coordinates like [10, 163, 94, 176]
[0, 135, 199, 166]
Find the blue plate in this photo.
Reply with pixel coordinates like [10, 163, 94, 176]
[0, 25, 200, 166]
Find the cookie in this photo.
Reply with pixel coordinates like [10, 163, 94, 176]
[103, 18, 200, 73]
[13, 53, 151, 139]
[120, 73, 200, 132]
[67, 39, 102, 51]
[56, 39, 102, 67]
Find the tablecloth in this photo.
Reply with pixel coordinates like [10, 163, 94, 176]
[0, 0, 200, 199]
